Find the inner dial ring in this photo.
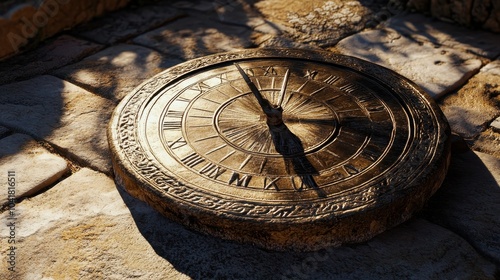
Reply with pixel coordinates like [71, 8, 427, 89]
[214, 90, 339, 157]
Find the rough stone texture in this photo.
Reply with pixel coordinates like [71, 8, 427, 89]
[0, 0, 130, 60]
[72, 3, 183, 45]
[0, 75, 115, 173]
[473, 128, 500, 159]
[0, 168, 495, 279]
[335, 28, 483, 98]
[424, 151, 500, 265]
[254, 0, 389, 46]
[481, 59, 500, 76]
[0, 35, 102, 85]
[439, 68, 500, 139]
[52, 44, 180, 101]
[407, 0, 500, 32]
[0, 168, 190, 279]
[385, 13, 500, 59]
[492, 117, 500, 132]
[133, 14, 253, 60]
[0, 133, 68, 206]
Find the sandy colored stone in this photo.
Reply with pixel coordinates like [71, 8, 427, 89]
[0, 133, 68, 206]
[473, 128, 500, 159]
[52, 44, 180, 101]
[255, 0, 388, 46]
[0, 168, 190, 279]
[491, 117, 500, 132]
[439, 69, 500, 138]
[385, 13, 500, 59]
[424, 151, 500, 264]
[0, 166, 495, 279]
[133, 15, 253, 60]
[73, 3, 183, 45]
[0, 35, 102, 85]
[335, 28, 483, 99]
[0, 75, 114, 173]
[481, 59, 500, 76]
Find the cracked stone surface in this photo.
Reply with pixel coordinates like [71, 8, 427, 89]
[255, 0, 389, 46]
[0, 75, 115, 173]
[0, 133, 68, 206]
[335, 28, 483, 98]
[52, 44, 180, 101]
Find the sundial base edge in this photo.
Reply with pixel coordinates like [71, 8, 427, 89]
[108, 48, 451, 251]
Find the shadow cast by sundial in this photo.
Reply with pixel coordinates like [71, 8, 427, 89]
[267, 122, 327, 197]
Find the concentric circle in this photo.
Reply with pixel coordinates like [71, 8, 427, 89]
[108, 49, 450, 251]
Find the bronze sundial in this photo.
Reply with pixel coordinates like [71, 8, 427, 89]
[108, 49, 450, 251]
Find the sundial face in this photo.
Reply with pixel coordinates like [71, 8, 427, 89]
[108, 49, 450, 251]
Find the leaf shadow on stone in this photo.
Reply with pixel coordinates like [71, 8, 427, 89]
[0, 76, 65, 158]
[422, 150, 500, 266]
[52, 44, 181, 103]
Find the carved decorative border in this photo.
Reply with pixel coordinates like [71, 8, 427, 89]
[110, 49, 449, 220]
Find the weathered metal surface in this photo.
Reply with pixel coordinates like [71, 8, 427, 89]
[108, 49, 451, 251]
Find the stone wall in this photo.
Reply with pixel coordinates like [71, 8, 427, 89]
[0, 0, 130, 60]
[407, 0, 500, 32]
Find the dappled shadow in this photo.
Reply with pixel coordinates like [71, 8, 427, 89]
[0, 76, 64, 158]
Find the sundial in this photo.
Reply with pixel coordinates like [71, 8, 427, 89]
[108, 49, 450, 251]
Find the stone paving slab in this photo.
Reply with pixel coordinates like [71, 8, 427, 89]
[52, 44, 181, 101]
[0, 168, 189, 279]
[439, 66, 500, 138]
[492, 117, 500, 132]
[72, 3, 184, 45]
[0, 133, 68, 206]
[1, 167, 495, 279]
[335, 28, 483, 99]
[424, 151, 500, 265]
[0, 35, 102, 86]
[0, 75, 115, 174]
[133, 15, 253, 60]
[254, 0, 388, 46]
[384, 13, 500, 59]
[481, 59, 500, 76]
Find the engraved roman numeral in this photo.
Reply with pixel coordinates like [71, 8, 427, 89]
[245, 68, 255, 76]
[263, 66, 277, 76]
[361, 148, 380, 162]
[264, 177, 279, 190]
[343, 164, 359, 175]
[168, 137, 187, 150]
[228, 172, 252, 187]
[339, 83, 359, 93]
[163, 120, 182, 130]
[323, 75, 340, 85]
[181, 153, 205, 168]
[194, 81, 211, 92]
[163, 110, 184, 130]
[304, 70, 318, 80]
[199, 162, 226, 179]
[176, 96, 191, 103]
[358, 95, 385, 113]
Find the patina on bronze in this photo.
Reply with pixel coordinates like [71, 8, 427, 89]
[108, 49, 451, 251]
